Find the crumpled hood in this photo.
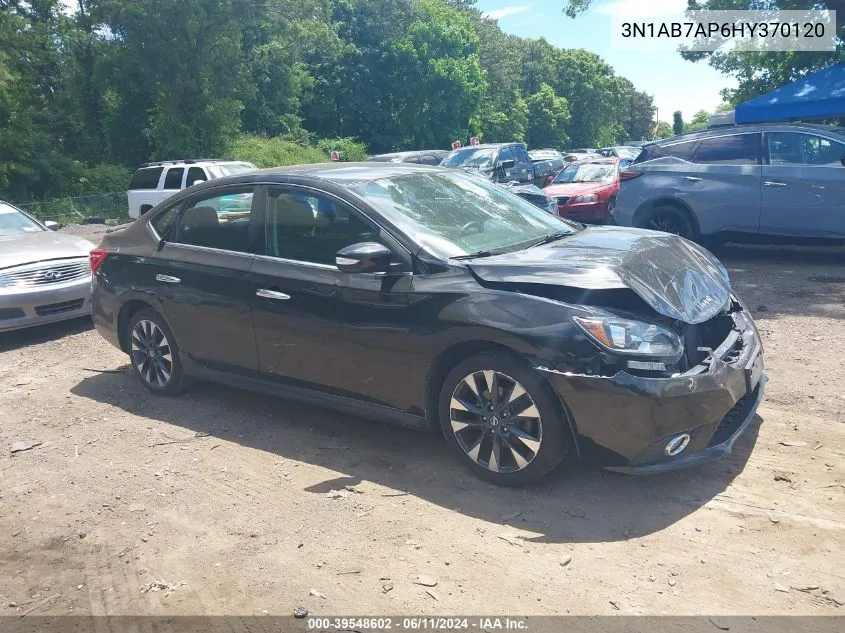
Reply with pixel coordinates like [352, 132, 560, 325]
[466, 226, 732, 324]
[0, 231, 95, 270]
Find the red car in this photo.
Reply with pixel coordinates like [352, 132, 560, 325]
[542, 157, 621, 224]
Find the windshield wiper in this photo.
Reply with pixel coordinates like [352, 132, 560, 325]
[451, 250, 497, 260]
[526, 232, 572, 248]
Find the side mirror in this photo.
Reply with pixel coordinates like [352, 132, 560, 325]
[44, 220, 60, 231]
[499, 159, 516, 170]
[192, 180, 205, 187]
[336, 242, 393, 274]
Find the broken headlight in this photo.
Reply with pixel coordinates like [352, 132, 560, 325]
[572, 314, 682, 358]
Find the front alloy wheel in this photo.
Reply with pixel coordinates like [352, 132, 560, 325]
[131, 319, 173, 387]
[450, 370, 542, 473]
[439, 352, 571, 485]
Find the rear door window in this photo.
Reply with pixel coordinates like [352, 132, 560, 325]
[640, 141, 697, 162]
[175, 188, 256, 252]
[186, 167, 208, 186]
[163, 167, 186, 190]
[129, 167, 163, 190]
[692, 134, 760, 165]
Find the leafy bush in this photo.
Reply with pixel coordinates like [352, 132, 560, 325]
[228, 135, 327, 168]
[71, 164, 133, 195]
[316, 137, 369, 162]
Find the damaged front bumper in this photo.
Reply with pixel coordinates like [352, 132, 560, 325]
[538, 310, 766, 474]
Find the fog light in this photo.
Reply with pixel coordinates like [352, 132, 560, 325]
[665, 434, 691, 457]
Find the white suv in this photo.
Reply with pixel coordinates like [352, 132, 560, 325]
[127, 159, 256, 219]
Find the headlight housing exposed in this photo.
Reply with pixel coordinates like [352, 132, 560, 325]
[572, 193, 599, 203]
[572, 314, 682, 358]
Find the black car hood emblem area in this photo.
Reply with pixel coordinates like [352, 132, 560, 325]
[466, 226, 732, 325]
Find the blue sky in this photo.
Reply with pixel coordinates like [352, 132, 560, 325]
[475, 0, 737, 122]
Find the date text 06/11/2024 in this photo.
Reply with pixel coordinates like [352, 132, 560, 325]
[306, 617, 529, 630]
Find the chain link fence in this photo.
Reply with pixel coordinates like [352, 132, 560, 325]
[18, 192, 129, 225]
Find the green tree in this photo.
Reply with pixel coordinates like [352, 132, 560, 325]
[654, 121, 674, 139]
[618, 79, 656, 143]
[524, 83, 571, 149]
[672, 111, 684, 135]
[684, 109, 711, 133]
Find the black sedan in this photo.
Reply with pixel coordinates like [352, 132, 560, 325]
[89, 163, 766, 486]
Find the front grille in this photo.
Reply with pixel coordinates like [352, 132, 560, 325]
[556, 196, 570, 206]
[709, 384, 759, 447]
[34, 298, 84, 316]
[0, 259, 90, 288]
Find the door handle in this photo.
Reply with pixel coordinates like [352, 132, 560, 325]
[155, 274, 181, 284]
[256, 288, 291, 301]
[763, 181, 787, 187]
[683, 176, 702, 182]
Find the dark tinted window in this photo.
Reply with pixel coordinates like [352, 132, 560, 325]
[176, 189, 255, 252]
[163, 168, 185, 190]
[150, 206, 178, 238]
[404, 156, 421, 164]
[266, 189, 384, 266]
[693, 134, 759, 165]
[129, 167, 163, 190]
[186, 167, 207, 186]
[767, 132, 845, 166]
[499, 147, 515, 163]
[419, 154, 440, 165]
[639, 141, 697, 162]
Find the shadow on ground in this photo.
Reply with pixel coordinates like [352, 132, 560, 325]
[0, 317, 92, 353]
[71, 366, 761, 545]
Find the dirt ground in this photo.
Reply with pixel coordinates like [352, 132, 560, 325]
[0, 225, 843, 617]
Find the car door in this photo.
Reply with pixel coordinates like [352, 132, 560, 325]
[684, 133, 763, 235]
[760, 130, 845, 238]
[149, 185, 260, 375]
[249, 185, 414, 410]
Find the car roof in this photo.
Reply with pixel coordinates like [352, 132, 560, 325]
[137, 159, 252, 169]
[450, 143, 523, 150]
[367, 150, 448, 160]
[221, 161, 449, 185]
[646, 122, 845, 147]
[568, 156, 617, 164]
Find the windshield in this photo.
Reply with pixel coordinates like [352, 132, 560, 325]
[208, 163, 256, 178]
[554, 162, 616, 184]
[441, 148, 496, 169]
[348, 171, 576, 259]
[0, 202, 44, 236]
[614, 147, 641, 159]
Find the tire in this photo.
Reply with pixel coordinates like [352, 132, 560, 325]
[126, 308, 189, 396]
[438, 352, 572, 486]
[638, 205, 696, 240]
[604, 197, 617, 224]
[140, 205, 153, 216]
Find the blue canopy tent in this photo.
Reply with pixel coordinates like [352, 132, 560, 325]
[735, 62, 845, 124]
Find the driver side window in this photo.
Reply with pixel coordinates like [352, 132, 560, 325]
[498, 147, 515, 164]
[265, 188, 387, 266]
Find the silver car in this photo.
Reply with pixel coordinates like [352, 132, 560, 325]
[0, 201, 95, 332]
[612, 123, 845, 243]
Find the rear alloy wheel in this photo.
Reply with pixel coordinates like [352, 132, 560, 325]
[439, 352, 570, 486]
[127, 309, 188, 395]
[640, 206, 695, 240]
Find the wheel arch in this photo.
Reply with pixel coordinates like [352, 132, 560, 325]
[633, 197, 701, 240]
[424, 340, 581, 459]
[117, 299, 158, 352]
